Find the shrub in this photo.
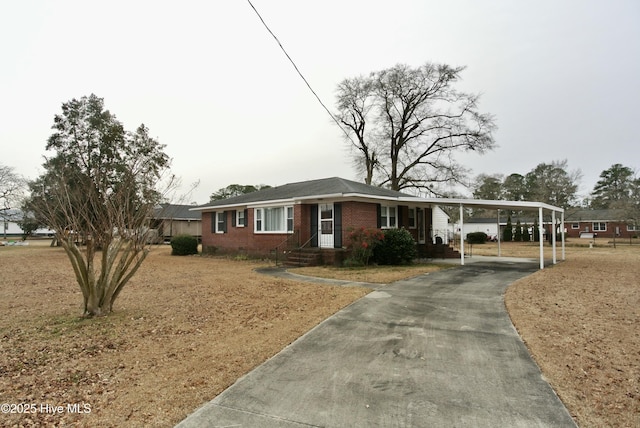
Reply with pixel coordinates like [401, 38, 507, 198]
[372, 228, 417, 265]
[344, 227, 384, 266]
[466, 231, 488, 244]
[171, 234, 198, 256]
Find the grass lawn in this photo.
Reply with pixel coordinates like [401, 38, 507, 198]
[1, 238, 638, 427]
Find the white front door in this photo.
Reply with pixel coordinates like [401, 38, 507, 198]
[319, 203, 334, 248]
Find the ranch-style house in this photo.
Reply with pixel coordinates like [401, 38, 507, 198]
[190, 177, 454, 265]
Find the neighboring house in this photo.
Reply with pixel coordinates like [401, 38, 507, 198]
[458, 217, 503, 241]
[457, 216, 544, 241]
[1, 209, 55, 240]
[456, 208, 639, 241]
[150, 204, 202, 242]
[564, 208, 637, 239]
[190, 177, 455, 263]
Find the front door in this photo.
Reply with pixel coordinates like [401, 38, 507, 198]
[319, 203, 334, 248]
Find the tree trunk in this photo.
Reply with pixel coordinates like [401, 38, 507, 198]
[60, 237, 147, 317]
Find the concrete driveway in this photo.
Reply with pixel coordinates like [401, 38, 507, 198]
[176, 259, 576, 427]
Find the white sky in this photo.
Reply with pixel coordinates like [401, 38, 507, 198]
[1, 0, 638, 204]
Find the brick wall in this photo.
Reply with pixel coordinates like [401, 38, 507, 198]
[564, 221, 637, 239]
[341, 201, 378, 231]
[200, 202, 437, 256]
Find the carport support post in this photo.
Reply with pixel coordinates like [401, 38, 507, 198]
[561, 211, 566, 260]
[539, 207, 544, 269]
[552, 210, 557, 264]
[460, 204, 465, 266]
[496, 209, 501, 257]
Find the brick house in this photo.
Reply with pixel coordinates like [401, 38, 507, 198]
[190, 177, 454, 263]
[564, 208, 638, 239]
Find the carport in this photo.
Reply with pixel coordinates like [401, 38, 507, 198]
[401, 197, 565, 270]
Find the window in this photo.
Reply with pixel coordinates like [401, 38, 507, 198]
[592, 222, 607, 232]
[571, 223, 579, 229]
[216, 212, 226, 233]
[255, 206, 293, 232]
[627, 224, 637, 232]
[287, 207, 294, 232]
[408, 208, 416, 228]
[236, 210, 245, 227]
[380, 205, 397, 228]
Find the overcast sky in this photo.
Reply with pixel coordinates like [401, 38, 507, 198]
[2, 0, 638, 203]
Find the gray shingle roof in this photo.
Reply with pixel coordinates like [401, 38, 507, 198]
[564, 208, 627, 221]
[153, 204, 201, 220]
[194, 177, 412, 210]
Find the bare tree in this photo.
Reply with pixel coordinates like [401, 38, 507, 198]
[335, 63, 496, 192]
[26, 94, 174, 317]
[335, 76, 379, 184]
[0, 164, 25, 221]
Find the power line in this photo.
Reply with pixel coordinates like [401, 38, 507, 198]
[245, 0, 354, 144]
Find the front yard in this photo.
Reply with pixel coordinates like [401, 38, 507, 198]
[1, 239, 638, 427]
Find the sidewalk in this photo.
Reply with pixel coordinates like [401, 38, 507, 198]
[176, 259, 576, 427]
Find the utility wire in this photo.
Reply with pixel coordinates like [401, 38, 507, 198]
[246, 0, 355, 144]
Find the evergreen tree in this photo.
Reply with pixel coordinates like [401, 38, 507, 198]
[590, 164, 635, 209]
[503, 215, 513, 242]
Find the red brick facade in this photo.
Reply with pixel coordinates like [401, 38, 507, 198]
[201, 201, 433, 256]
[564, 220, 637, 239]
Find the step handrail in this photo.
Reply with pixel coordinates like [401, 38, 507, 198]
[274, 230, 300, 266]
[297, 231, 318, 250]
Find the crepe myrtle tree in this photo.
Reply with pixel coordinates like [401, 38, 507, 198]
[26, 94, 175, 317]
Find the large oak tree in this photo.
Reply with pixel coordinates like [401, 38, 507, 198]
[335, 63, 496, 193]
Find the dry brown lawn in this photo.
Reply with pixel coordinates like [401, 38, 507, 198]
[477, 239, 640, 427]
[1, 238, 638, 427]
[0, 242, 368, 427]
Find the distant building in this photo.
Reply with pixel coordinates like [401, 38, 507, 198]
[1, 209, 55, 240]
[150, 204, 202, 242]
[564, 208, 637, 239]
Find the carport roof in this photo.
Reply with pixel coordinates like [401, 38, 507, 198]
[404, 197, 564, 213]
